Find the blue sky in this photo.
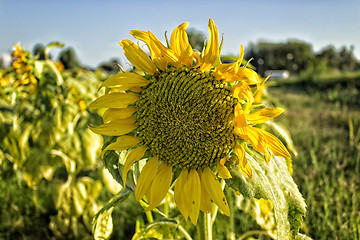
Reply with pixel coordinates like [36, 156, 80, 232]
[1, 0, 359, 68]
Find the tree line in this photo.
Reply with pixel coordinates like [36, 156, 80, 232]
[244, 40, 359, 77]
[26, 34, 360, 77]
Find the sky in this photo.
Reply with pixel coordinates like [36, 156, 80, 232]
[0, 0, 359, 68]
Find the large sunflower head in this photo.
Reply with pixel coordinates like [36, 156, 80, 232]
[89, 18, 290, 225]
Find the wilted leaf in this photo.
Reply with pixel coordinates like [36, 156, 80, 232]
[102, 168, 122, 195]
[72, 185, 86, 216]
[92, 188, 131, 239]
[225, 154, 306, 239]
[23, 148, 53, 187]
[93, 207, 114, 240]
[132, 220, 190, 240]
[81, 129, 102, 168]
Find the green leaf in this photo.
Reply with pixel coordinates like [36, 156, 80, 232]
[81, 129, 102, 169]
[94, 187, 131, 220]
[72, 184, 86, 216]
[34, 61, 45, 79]
[44, 42, 64, 61]
[295, 233, 313, 240]
[225, 154, 306, 239]
[92, 207, 114, 240]
[132, 220, 192, 240]
[23, 148, 55, 187]
[92, 188, 131, 239]
[101, 136, 136, 191]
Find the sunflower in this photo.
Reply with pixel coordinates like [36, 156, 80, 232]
[89, 18, 290, 225]
[11, 44, 37, 91]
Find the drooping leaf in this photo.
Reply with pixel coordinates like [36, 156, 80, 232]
[93, 207, 114, 240]
[92, 187, 131, 238]
[225, 154, 306, 239]
[131, 219, 192, 240]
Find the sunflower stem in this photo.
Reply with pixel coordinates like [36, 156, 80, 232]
[145, 211, 154, 223]
[197, 211, 212, 240]
[227, 187, 236, 240]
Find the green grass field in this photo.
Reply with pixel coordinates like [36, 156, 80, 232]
[269, 76, 360, 239]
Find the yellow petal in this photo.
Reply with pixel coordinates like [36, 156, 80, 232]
[235, 145, 252, 178]
[201, 167, 230, 216]
[88, 117, 137, 136]
[213, 63, 236, 81]
[89, 92, 139, 109]
[200, 18, 220, 71]
[119, 40, 158, 75]
[145, 162, 173, 211]
[217, 158, 232, 179]
[236, 67, 260, 85]
[135, 156, 159, 201]
[101, 135, 141, 158]
[170, 22, 194, 66]
[214, 45, 244, 81]
[246, 107, 285, 124]
[199, 174, 212, 214]
[233, 104, 248, 137]
[174, 169, 189, 221]
[131, 30, 168, 71]
[184, 169, 201, 225]
[259, 129, 291, 159]
[129, 86, 142, 93]
[265, 150, 271, 163]
[99, 72, 149, 91]
[148, 31, 181, 68]
[122, 145, 148, 187]
[246, 126, 267, 153]
[232, 82, 254, 104]
[254, 83, 264, 103]
[103, 106, 136, 123]
[130, 30, 150, 43]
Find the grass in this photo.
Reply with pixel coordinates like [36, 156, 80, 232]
[269, 76, 360, 239]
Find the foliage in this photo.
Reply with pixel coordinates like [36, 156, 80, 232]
[275, 71, 360, 107]
[245, 40, 313, 76]
[316, 45, 358, 72]
[0, 41, 317, 240]
[269, 76, 360, 240]
[59, 47, 82, 70]
[0, 43, 108, 239]
[98, 59, 122, 74]
[187, 28, 206, 52]
[244, 40, 360, 77]
[33, 43, 46, 60]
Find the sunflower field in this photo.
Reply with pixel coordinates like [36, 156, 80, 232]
[0, 20, 359, 240]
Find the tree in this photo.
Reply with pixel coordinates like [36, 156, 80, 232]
[339, 45, 357, 71]
[59, 47, 81, 70]
[33, 44, 46, 60]
[186, 28, 205, 52]
[244, 40, 313, 76]
[98, 58, 121, 74]
[316, 45, 341, 70]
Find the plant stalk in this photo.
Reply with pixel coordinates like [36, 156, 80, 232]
[197, 211, 212, 240]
